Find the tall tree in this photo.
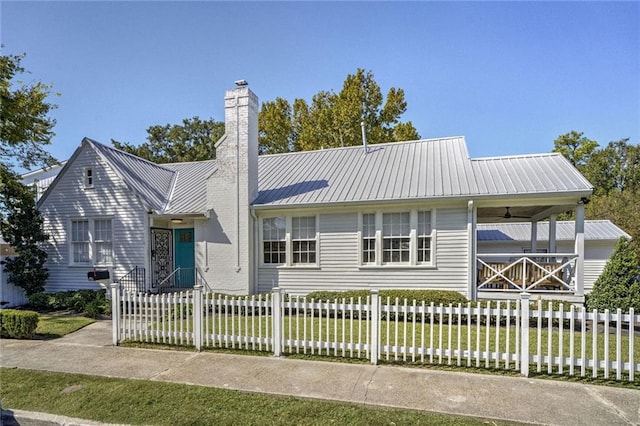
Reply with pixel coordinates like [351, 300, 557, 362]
[0, 166, 49, 295]
[582, 138, 640, 195]
[552, 131, 599, 170]
[258, 98, 294, 155]
[0, 53, 58, 171]
[259, 69, 419, 154]
[553, 132, 640, 256]
[113, 116, 224, 163]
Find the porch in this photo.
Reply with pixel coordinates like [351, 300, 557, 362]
[473, 197, 590, 303]
[476, 254, 584, 303]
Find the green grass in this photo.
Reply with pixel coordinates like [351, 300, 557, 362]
[33, 313, 95, 339]
[0, 368, 512, 426]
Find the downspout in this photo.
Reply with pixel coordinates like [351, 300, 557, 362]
[250, 208, 259, 294]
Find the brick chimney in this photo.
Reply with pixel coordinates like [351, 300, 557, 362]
[206, 85, 259, 294]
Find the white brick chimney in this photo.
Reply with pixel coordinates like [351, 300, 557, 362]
[205, 86, 259, 294]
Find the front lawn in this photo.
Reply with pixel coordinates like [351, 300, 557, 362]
[34, 312, 95, 339]
[0, 368, 509, 426]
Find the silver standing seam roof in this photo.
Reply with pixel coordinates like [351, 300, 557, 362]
[67, 139, 216, 215]
[40, 136, 593, 215]
[254, 137, 593, 207]
[477, 220, 631, 242]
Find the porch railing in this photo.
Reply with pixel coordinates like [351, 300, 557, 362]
[156, 267, 210, 293]
[117, 266, 146, 293]
[477, 254, 577, 292]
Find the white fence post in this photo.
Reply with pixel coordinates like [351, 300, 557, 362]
[272, 287, 282, 356]
[520, 292, 530, 377]
[370, 289, 379, 365]
[110, 282, 121, 346]
[193, 284, 203, 351]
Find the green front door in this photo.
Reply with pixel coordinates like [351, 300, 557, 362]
[174, 228, 195, 288]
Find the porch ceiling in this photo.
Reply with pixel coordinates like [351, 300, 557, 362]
[477, 204, 575, 223]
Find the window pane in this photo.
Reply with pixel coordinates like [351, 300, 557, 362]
[73, 242, 90, 263]
[72, 220, 89, 242]
[418, 211, 432, 235]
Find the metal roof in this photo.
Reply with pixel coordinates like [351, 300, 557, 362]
[163, 160, 217, 214]
[471, 154, 593, 196]
[254, 138, 593, 207]
[255, 137, 479, 206]
[477, 220, 630, 242]
[47, 135, 595, 215]
[88, 139, 176, 213]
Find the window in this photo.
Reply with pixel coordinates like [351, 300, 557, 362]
[360, 210, 435, 267]
[261, 215, 318, 266]
[94, 219, 113, 264]
[69, 218, 113, 265]
[382, 212, 410, 263]
[417, 211, 432, 263]
[362, 213, 376, 264]
[71, 220, 90, 263]
[84, 167, 94, 188]
[263, 217, 286, 264]
[292, 216, 316, 264]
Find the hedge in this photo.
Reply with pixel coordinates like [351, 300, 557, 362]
[0, 309, 39, 339]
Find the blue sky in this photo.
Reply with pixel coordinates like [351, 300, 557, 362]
[2, 1, 638, 171]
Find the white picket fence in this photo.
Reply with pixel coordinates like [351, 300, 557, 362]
[111, 284, 639, 382]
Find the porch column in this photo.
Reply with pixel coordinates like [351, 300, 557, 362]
[530, 220, 538, 253]
[574, 204, 585, 296]
[467, 200, 477, 301]
[549, 215, 557, 258]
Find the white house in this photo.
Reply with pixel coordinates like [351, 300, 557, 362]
[36, 85, 599, 302]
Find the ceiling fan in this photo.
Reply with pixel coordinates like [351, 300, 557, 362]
[502, 207, 531, 219]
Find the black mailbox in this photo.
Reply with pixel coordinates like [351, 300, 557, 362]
[88, 270, 110, 281]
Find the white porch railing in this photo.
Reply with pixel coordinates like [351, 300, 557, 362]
[111, 285, 639, 382]
[477, 254, 577, 292]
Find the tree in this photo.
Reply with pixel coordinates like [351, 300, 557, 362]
[0, 166, 49, 295]
[552, 131, 598, 170]
[113, 116, 224, 163]
[586, 238, 640, 311]
[259, 69, 419, 154]
[0, 53, 58, 171]
[582, 138, 640, 195]
[258, 98, 294, 155]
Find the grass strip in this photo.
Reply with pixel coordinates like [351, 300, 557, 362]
[0, 368, 514, 426]
[34, 313, 95, 339]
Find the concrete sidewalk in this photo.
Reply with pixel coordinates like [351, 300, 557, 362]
[1, 321, 639, 426]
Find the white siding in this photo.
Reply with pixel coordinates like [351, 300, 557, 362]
[39, 145, 147, 292]
[257, 208, 470, 296]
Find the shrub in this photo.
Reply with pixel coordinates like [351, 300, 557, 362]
[27, 289, 109, 317]
[587, 237, 640, 312]
[0, 309, 39, 339]
[27, 292, 52, 310]
[303, 289, 468, 306]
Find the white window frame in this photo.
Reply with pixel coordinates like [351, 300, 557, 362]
[358, 209, 436, 268]
[84, 167, 94, 189]
[68, 217, 113, 266]
[260, 215, 319, 267]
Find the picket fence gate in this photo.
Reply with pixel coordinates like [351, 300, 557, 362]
[110, 284, 639, 382]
